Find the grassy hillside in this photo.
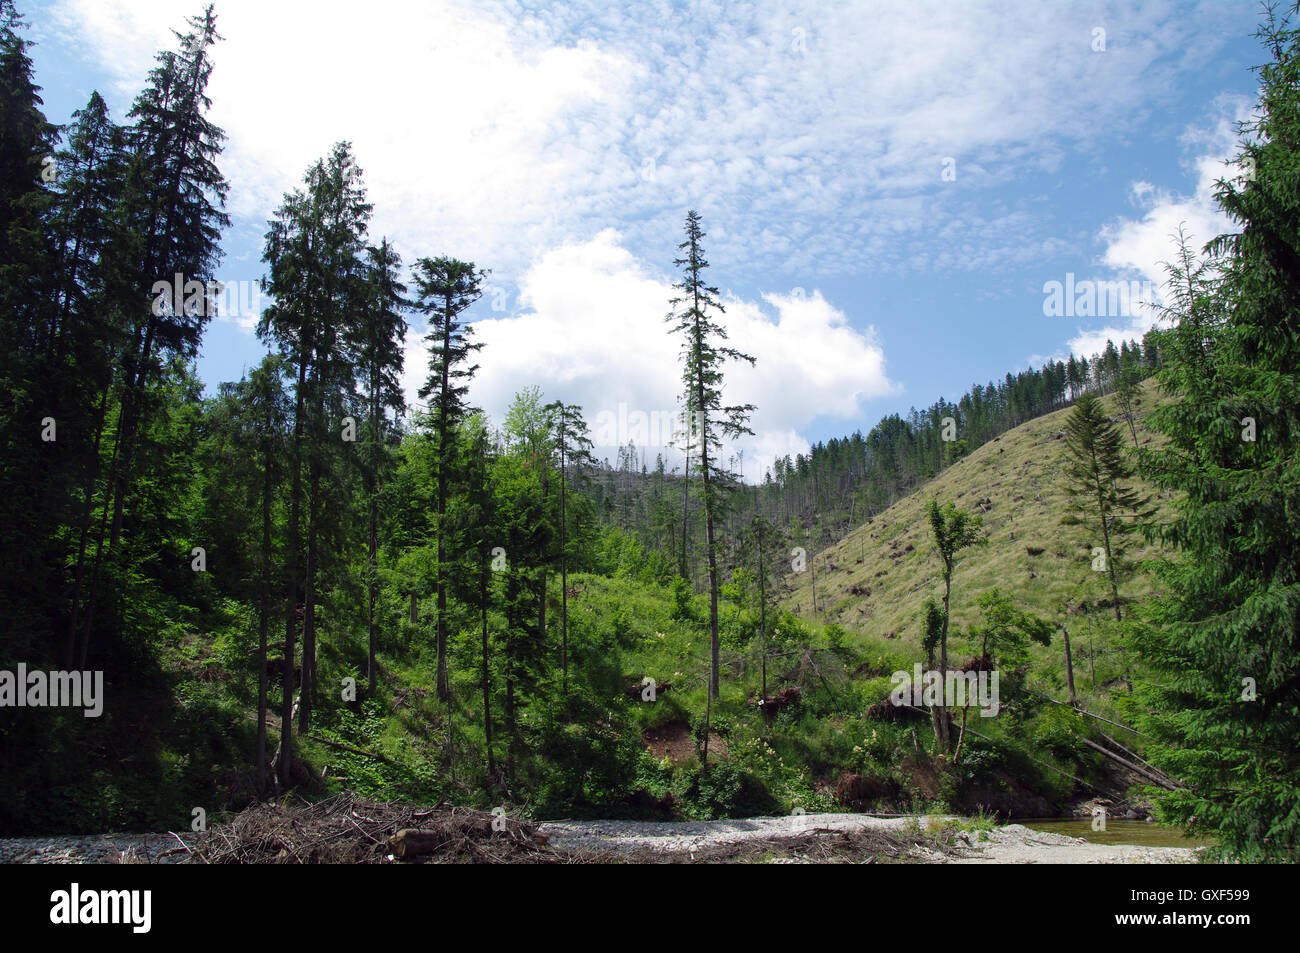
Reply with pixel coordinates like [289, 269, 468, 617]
[784, 379, 1171, 649]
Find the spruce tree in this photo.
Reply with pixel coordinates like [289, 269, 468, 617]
[1133, 8, 1300, 861]
[414, 255, 486, 701]
[0, 0, 59, 663]
[665, 210, 755, 699]
[1062, 392, 1145, 622]
[356, 238, 408, 693]
[543, 400, 593, 692]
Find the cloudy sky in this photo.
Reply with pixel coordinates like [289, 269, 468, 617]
[27, 0, 1262, 477]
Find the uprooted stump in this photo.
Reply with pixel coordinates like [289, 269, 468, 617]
[835, 772, 901, 810]
[175, 792, 578, 864]
[757, 686, 801, 717]
[866, 697, 926, 722]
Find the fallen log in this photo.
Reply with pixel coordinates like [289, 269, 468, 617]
[1079, 737, 1182, 790]
[390, 827, 458, 858]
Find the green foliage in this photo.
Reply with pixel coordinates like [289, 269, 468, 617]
[1130, 8, 1300, 862]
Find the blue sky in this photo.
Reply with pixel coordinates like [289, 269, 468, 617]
[24, 0, 1263, 476]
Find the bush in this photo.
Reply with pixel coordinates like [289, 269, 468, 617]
[681, 762, 779, 819]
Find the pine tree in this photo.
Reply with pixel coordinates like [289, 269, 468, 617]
[106, 3, 229, 552]
[355, 237, 408, 693]
[544, 400, 593, 692]
[78, 4, 229, 667]
[737, 515, 787, 704]
[53, 92, 130, 667]
[414, 255, 486, 701]
[259, 142, 372, 741]
[1132, 8, 1300, 861]
[665, 210, 755, 699]
[1062, 392, 1146, 621]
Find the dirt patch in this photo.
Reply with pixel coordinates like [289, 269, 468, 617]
[643, 720, 727, 764]
[835, 772, 901, 811]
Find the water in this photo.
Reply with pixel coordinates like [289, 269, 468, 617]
[1021, 817, 1215, 848]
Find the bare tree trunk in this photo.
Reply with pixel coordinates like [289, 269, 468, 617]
[758, 537, 768, 704]
[435, 303, 452, 701]
[300, 456, 320, 733]
[280, 357, 307, 788]
[937, 570, 953, 751]
[481, 568, 494, 782]
[559, 452, 569, 692]
[66, 387, 109, 668]
[680, 449, 690, 579]
[809, 535, 817, 617]
[367, 453, 378, 694]
[1095, 474, 1122, 622]
[1062, 626, 1077, 705]
[257, 436, 271, 798]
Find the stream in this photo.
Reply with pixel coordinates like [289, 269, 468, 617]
[1021, 818, 1214, 848]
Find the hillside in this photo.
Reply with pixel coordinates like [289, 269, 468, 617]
[783, 379, 1171, 649]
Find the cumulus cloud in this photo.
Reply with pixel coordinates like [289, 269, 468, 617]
[403, 230, 894, 479]
[1063, 95, 1254, 358]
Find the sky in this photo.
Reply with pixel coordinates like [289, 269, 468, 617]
[24, 0, 1265, 479]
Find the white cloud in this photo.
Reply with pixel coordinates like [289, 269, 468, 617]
[47, 0, 1258, 286]
[1064, 95, 1253, 358]
[404, 230, 894, 479]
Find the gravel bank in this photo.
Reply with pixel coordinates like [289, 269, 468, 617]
[0, 833, 181, 864]
[537, 815, 1200, 863]
[0, 815, 1202, 864]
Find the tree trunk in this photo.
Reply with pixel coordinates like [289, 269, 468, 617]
[1095, 475, 1122, 622]
[300, 453, 320, 733]
[280, 356, 307, 788]
[559, 450, 568, 692]
[1062, 626, 1077, 705]
[65, 387, 109, 668]
[758, 537, 768, 705]
[680, 448, 690, 579]
[481, 567, 494, 782]
[435, 298, 452, 701]
[936, 568, 953, 751]
[257, 435, 271, 798]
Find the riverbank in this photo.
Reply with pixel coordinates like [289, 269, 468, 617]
[539, 814, 1200, 863]
[0, 811, 1203, 864]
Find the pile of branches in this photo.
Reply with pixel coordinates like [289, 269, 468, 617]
[169, 793, 585, 864]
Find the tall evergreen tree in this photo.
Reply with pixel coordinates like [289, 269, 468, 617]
[544, 400, 593, 692]
[79, 4, 229, 667]
[414, 255, 486, 701]
[737, 515, 787, 704]
[1062, 392, 1145, 622]
[355, 237, 407, 693]
[1133, 8, 1300, 861]
[665, 210, 755, 699]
